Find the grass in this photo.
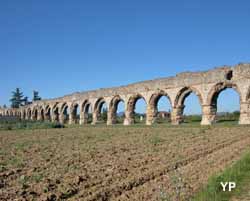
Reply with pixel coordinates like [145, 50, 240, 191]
[0, 113, 243, 131]
[0, 120, 64, 130]
[149, 135, 165, 146]
[9, 156, 25, 168]
[192, 152, 250, 201]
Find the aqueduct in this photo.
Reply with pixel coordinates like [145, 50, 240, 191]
[1, 63, 250, 125]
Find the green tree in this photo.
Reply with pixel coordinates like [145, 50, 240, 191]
[33, 91, 41, 101]
[23, 96, 30, 105]
[9, 88, 24, 108]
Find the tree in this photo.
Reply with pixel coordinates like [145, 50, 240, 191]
[23, 96, 30, 105]
[9, 88, 24, 108]
[33, 91, 41, 101]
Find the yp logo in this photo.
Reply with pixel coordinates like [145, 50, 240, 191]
[220, 182, 236, 192]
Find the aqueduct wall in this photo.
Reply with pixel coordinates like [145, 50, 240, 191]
[1, 63, 250, 125]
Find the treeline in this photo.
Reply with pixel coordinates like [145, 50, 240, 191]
[1, 88, 42, 109]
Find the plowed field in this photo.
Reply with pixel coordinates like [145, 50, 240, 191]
[0, 126, 250, 201]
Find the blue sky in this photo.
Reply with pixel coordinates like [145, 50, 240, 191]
[0, 0, 249, 113]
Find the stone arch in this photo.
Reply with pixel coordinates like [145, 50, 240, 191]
[206, 82, 242, 124]
[174, 86, 203, 108]
[108, 95, 125, 125]
[147, 91, 172, 124]
[60, 102, 70, 124]
[39, 106, 45, 121]
[32, 107, 39, 120]
[124, 93, 147, 125]
[27, 108, 32, 120]
[70, 102, 80, 124]
[52, 103, 60, 122]
[207, 82, 242, 107]
[93, 97, 108, 124]
[81, 100, 92, 124]
[45, 105, 52, 121]
[22, 110, 26, 120]
[172, 86, 203, 124]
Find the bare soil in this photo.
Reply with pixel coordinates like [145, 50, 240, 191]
[0, 125, 250, 201]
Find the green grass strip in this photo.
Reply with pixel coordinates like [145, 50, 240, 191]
[192, 151, 250, 201]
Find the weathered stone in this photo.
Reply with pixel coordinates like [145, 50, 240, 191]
[1, 63, 250, 125]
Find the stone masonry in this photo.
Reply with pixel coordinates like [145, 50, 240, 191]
[1, 63, 250, 125]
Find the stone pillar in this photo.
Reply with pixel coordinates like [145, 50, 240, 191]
[146, 105, 156, 125]
[123, 109, 134, 125]
[107, 102, 118, 125]
[239, 102, 250, 124]
[200, 105, 215, 125]
[91, 111, 98, 125]
[51, 114, 55, 122]
[44, 113, 50, 121]
[51, 112, 58, 123]
[107, 110, 116, 125]
[31, 113, 35, 121]
[59, 112, 67, 124]
[171, 106, 184, 125]
[68, 112, 73, 125]
[37, 111, 42, 121]
[21, 112, 25, 120]
[80, 112, 88, 124]
[79, 112, 84, 125]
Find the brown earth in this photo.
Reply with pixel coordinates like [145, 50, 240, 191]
[0, 125, 250, 201]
